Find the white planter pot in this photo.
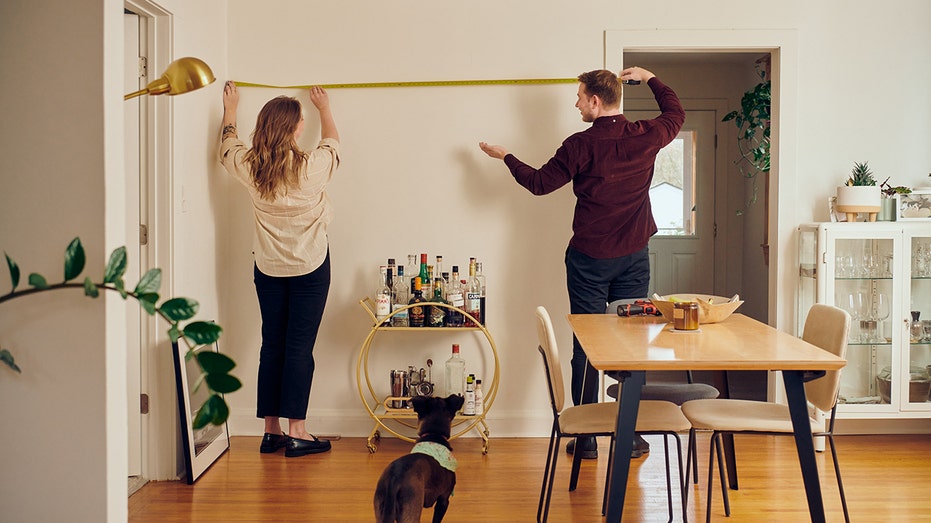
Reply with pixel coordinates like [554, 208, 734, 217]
[836, 185, 881, 222]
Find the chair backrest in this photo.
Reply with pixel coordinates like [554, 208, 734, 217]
[535, 306, 566, 413]
[801, 303, 851, 412]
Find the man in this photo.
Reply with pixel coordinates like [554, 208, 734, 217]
[479, 66, 684, 458]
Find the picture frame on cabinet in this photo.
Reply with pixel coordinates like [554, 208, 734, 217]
[172, 337, 230, 484]
[896, 191, 931, 220]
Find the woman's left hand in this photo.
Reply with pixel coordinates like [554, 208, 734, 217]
[223, 81, 240, 110]
[309, 86, 330, 111]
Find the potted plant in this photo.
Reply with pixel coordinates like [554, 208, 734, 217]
[722, 68, 770, 214]
[878, 178, 912, 221]
[836, 161, 881, 222]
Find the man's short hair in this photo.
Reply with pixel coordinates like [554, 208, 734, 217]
[577, 69, 622, 108]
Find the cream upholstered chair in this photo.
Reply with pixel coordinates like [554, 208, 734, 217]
[535, 306, 691, 523]
[680, 304, 851, 522]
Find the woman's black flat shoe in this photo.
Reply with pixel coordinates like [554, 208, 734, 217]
[259, 432, 289, 453]
[285, 435, 331, 457]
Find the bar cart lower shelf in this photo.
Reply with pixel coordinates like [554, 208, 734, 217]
[356, 299, 499, 454]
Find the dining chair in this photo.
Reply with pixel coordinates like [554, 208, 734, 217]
[680, 303, 851, 522]
[535, 305, 691, 523]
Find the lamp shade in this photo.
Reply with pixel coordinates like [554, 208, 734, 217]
[124, 57, 215, 100]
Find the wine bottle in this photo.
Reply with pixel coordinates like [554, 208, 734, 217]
[444, 343, 466, 397]
[475, 261, 486, 327]
[418, 253, 431, 301]
[408, 277, 427, 328]
[465, 258, 482, 326]
[375, 266, 391, 324]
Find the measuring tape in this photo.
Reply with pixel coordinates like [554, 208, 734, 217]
[234, 78, 578, 90]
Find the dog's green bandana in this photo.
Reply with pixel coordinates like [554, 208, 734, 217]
[411, 441, 458, 472]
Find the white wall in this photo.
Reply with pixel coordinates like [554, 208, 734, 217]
[221, 0, 931, 439]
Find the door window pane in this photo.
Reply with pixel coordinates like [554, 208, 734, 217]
[650, 131, 695, 236]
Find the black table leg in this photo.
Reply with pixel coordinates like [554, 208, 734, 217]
[783, 369, 826, 523]
[712, 370, 739, 490]
[604, 370, 644, 523]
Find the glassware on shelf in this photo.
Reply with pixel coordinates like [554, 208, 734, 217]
[921, 320, 931, 343]
[910, 311, 923, 343]
[873, 292, 891, 343]
[843, 291, 868, 343]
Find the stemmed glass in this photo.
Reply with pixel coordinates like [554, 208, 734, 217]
[872, 292, 890, 343]
[843, 291, 868, 343]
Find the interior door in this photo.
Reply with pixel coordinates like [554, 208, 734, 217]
[625, 110, 717, 296]
[123, 12, 144, 478]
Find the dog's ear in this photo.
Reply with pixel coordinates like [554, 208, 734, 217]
[410, 395, 430, 415]
[445, 394, 465, 414]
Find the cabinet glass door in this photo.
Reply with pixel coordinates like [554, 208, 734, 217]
[833, 236, 896, 407]
[906, 234, 931, 409]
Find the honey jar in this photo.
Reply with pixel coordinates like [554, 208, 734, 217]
[673, 301, 699, 330]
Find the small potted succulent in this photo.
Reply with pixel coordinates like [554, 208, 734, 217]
[878, 178, 912, 221]
[836, 161, 881, 222]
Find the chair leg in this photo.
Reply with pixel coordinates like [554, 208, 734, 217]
[714, 434, 730, 517]
[602, 435, 616, 516]
[705, 434, 715, 523]
[568, 438, 584, 492]
[672, 432, 688, 523]
[827, 435, 850, 523]
[538, 432, 559, 523]
[663, 434, 673, 522]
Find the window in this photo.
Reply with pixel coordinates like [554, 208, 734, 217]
[650, 130, 695, 236]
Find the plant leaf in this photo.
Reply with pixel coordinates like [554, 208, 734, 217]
[28, 273, 48, 289]
[63, 237, 85, 282]
[205, 373, 242, 394]
[114, 278, 127, 299]
[193, 394, 229, 429]
[197, 350, 236, 374]
[183, 321, 222, 345]
[103, 247, 127, 284]
[83, 277, 99, 298]
[137, 292, 159, 315]
[159, 297, 199, 322]
[133, 268, 161, 295]
[1, 348, 22, 373]
[5, 253, 19, 291]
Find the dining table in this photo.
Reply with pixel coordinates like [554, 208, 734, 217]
[566, 312, 847, 523]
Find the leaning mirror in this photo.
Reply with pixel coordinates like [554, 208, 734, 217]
[172, 339, 230, 484]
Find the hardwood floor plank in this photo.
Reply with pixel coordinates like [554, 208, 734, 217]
[129, 434, 931, 522]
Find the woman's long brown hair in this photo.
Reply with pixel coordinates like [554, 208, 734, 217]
[244, 96, 309, 200]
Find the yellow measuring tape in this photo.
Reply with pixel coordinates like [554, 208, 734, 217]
[234, 78, 577, 90]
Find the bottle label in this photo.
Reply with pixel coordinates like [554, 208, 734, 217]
[466, 293, 482, 324]
[391, 305, 409, 327]
[375, 294, 391, 317]
[448, 292, 464, 308]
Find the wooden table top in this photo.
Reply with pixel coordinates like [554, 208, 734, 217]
[567, 313, 846, 372]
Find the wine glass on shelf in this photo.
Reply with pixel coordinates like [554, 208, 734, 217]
[842, 291, 867, 343]
[872, 292, 890, 343]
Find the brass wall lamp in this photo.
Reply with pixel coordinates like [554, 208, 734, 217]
[124, 56, 215, 100]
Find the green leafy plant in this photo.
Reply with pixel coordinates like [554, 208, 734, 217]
[722, 68, 771, 213]
[846, 161, 877, 186]
[880, 177, 911, 198]
[2, 237, 239, 428]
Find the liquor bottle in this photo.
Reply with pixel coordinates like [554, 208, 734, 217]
[474, 378, 484, 416]
[427, 277, 448, 327]
[408, 277, 427, 328]
[391, 266, 410, 327]
[435, 255, 446, 287]
[445, 266, 465, 327]
[418, 253, 431, 301]
[444, 343, 466, 397]
[465, 258, 482, 326]
[475, 261, 487, 326]
[406, 254, 419, 290]
[375, 266, 392, 324]
[423, 265, 434, 299]
[463, 374, 476, 415]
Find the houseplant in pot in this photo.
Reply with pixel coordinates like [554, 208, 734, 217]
[836, 161, 881, 222]
[879, 178, 912, 221]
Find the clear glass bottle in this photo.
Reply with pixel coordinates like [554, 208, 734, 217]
[391, 266, 410, 327]
[435, 255, 446, 288]
[910, 311, 922, 343]
[475, 261, 486, 326]
[474, 378, 484, 415]
[408, 277, 427, 328]
[445, 266, 465, 327]
[406, 254, 419, 290]
[465, 258, 482, 326]
[444, 343, 466, 397]
[463, 374, 476, 415]
[427, 277, 448, 327]
[375, 266, 392, 324]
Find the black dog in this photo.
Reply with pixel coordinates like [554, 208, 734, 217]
[374, 394, 465, 523]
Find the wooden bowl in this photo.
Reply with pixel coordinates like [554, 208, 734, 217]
[651, 293, 744, 324]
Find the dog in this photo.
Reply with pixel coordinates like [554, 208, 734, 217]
[374, 394, 465, 523]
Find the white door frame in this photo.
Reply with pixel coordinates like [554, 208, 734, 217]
[124, 0, 177, 482]
[604, 29, 798, 333]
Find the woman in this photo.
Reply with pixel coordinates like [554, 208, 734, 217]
[220, 81, 339, 457]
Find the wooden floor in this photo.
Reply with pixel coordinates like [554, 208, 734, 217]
[129, 433, 931, 522]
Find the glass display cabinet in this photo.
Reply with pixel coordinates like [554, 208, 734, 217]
[798, 222, 931, 420]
